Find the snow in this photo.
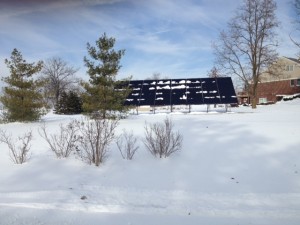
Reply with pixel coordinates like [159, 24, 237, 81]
[1, 100, 300, 225]
[172, 85, 186, 89]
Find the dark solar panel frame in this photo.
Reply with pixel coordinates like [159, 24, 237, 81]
[123, 77, 237, 107]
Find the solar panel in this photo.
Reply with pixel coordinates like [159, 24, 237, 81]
[123, 77, 238, 107]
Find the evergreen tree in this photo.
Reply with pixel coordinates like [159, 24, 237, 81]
[55, 91, 82, 115]
[0, 49, 46, 122]
[66, 91, 82, 114]
[55, 91, 68, 114]
[82, 33, 130, 118]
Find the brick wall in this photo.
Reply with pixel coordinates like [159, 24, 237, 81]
[256, 80, 300, 102]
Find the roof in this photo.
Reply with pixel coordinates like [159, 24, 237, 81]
[283, 57, 300, 64]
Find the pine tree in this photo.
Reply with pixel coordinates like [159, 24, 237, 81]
[82, 33, 130, 119]
[55, 91, 68, 114]
[0, 49, 46, 122]
[66, 91, 82, 114]
[55, 91, 82, 115]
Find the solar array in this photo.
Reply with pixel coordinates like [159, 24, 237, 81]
[123, 77, 238, 107]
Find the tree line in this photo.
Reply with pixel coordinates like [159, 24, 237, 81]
[0, 33, 130, 122]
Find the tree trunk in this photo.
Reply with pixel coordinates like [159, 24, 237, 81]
[95, 145, 100, 166]
[251, 96, 257, 109]
[251, 81, 258, 109]
[55, 89, 60, 106]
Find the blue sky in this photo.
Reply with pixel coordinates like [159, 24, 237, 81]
[0, 0, 298, 83]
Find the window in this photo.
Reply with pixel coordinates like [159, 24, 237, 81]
[291, 79, 300, 86]
[290, 80, 295, 87]
[259, 98, 267, 104]
[286, 65, 294, 71]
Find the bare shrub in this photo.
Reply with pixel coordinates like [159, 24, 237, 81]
[0, 129, 32, 164]
[76, 118, 118, 166]
[39, 120, 80, 158]
[116, 129, 139, 160]
[143, 117, 183, 158]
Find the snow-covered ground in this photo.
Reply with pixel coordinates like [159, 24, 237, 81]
[0, 100, 300, 225]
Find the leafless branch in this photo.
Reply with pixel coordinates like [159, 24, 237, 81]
[143, 117, 183, 158]
[41, 57, 79, 107]
[213, 0, 279, 108]
[76, 117, 119, 166]
[39, 121, 80, 158]
[116, 129, 139, 160]
[0, 129, 32, 164]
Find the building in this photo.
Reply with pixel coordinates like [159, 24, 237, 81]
[256, 57, 300, 104]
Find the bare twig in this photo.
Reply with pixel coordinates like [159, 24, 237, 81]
[39, 121, 80, 158]
[76, 117, 119, 166]
[143, 117, 182, 158]
[116, 129, 139, 160]
[0, 129, 32, 164]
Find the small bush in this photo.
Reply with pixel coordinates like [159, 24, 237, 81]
[116, 129, 139, 160]
[0, 129, 32, 164]
[76, 117, 119, 166]
[39, 120, 80, 158]
[143, 117, 183, 158]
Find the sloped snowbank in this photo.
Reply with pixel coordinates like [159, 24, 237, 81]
[0, 100, 300, 225]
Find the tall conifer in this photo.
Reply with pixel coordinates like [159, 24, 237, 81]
[0, 49, 46, 122]
[82, 33, 130, 118]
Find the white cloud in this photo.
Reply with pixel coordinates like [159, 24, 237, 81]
[0, 0, 124, 19]
[0, 0, 297, 82]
